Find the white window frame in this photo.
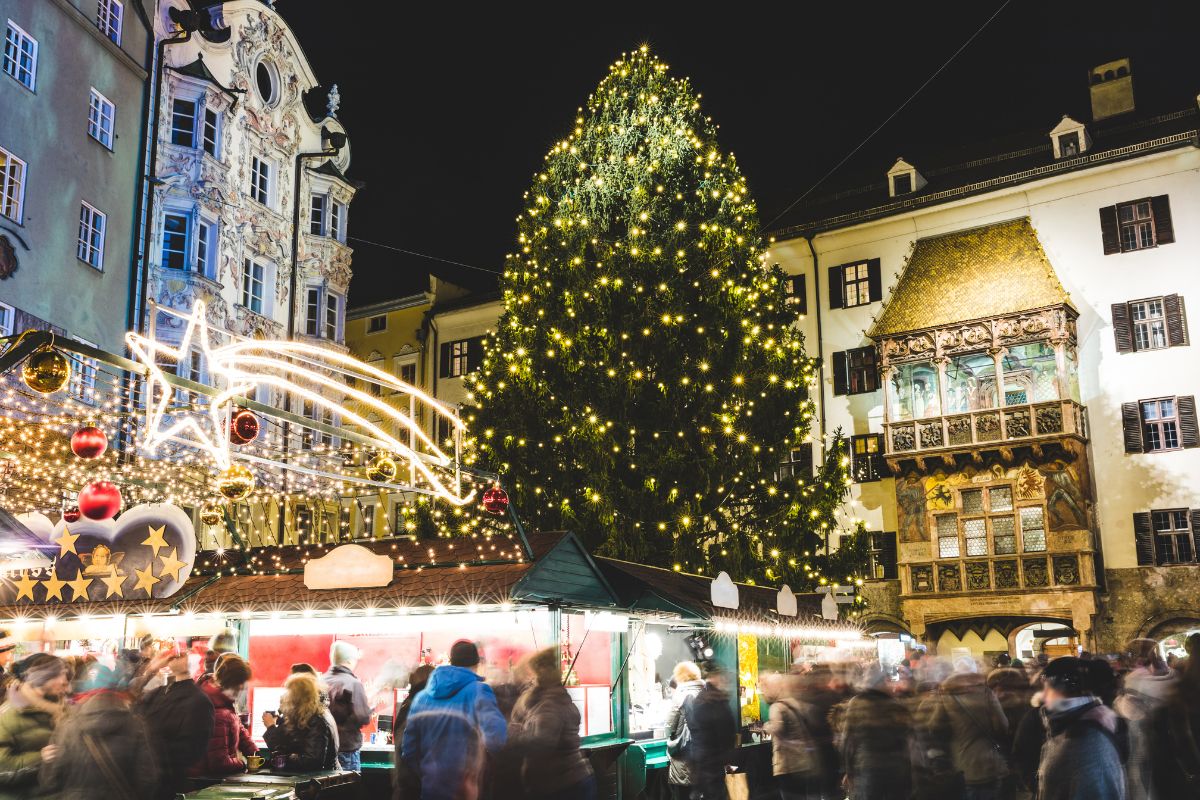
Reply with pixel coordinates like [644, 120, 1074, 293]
[0, 301, 13, 337]
[302, 286, 343, 341]
[77, 202, 106, 270]
[330, 201, 345, 242]
[250, 155, 273, 207]
[195, 217, 216, 278]
[0, 144, 26, 224]
[202, 106, 220, 158]
[88, 88, 115, 149]
[3, 20, 38, 91]
[842, 262, 872, 309]
[304, 287, 321, 336]
[95, 0, 122, 45]
[160, 210, 189, 269]
[367, 314, 387, 334]
[448, 340, 469, 378]
[69, 337, 98, 402]
[325, 293, 341, 341]
[309, 194, 326, 236]
[241, 259, 266, 314]
[396, 353, 418, 387]
[169, 96, 198, 148]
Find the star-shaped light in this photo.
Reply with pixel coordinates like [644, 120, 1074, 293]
[13, 571, 37, 602]
[53, 527, 79, 557]
[132, 564, 160, 597]
[101, 571, 126, 598]
[142, 525, 169, 558]
[42, 572, 67, 602]
[159, 548, 188, 583]
[67, 570, 93, 602]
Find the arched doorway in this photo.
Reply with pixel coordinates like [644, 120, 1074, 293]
[1142, 613, 1200, 661]
[925, 615, 1075, 661]
[1011, 621, 1078, 660]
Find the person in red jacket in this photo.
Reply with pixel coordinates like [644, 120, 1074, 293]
[190, 655, 258, 777]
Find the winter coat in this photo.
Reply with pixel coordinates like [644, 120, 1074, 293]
[507, 684, 593, 797]
[401, 665, 508, 800]
[189, 680, 258, 776]
[138, 677, 215, 799]
[263, 713, 337, 772]
[665, 679, 704, 786]
[323, 664, 372, 753]
[765, 697, 823, 778]
[928, 671, 1009, 785]
[1115, 668, 1176, 800]
[1037, 697, 1127, 800]
[1012, 692, 1047, 795]
[840, 688, 912, 796]
[39, 690, 160, 800]
[0, 683, 61, 800]
[686, 683, 738, 789]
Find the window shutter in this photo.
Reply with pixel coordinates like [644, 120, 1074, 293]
[832, 351, 848, 396]
[1151, 195, 1174, 244]
[1191, 509, 1200, 564]
[867, 258, 883, 303]
[880, 531, 898, 579]
[1133, 512, 1154, 566]
[1099, 205, 1121, 255]
[1121, 402, 1143, 453]
[467, 336, 485, 372]
[828, 266, 844, 309]
[795, 274, 808, 315]
[798, 443, 813, 478]
[1164, 294, 1189, 347]
[1111, 303, 1135, 353]
[438, 342, 451, 379]
[1178, 395, 1199, 448]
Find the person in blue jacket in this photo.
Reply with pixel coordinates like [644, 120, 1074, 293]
[402, 640, 508, 800]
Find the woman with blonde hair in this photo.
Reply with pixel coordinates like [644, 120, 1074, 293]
[665, 661, 705, 800]
[507, 647, 595, 799]
[263, 672, 336, 772]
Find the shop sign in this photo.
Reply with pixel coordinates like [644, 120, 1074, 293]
[710, 571, 740, 609]
[303, 543, 393, 590]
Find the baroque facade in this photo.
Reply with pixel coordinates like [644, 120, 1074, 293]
[768, 59, 1200, 658]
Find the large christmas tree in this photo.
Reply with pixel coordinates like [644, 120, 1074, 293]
[468, 47, 852, 587]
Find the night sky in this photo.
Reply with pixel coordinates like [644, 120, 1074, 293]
[284, 2, 1200, 307]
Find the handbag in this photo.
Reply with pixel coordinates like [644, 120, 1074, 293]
[724, 768, 750, 800]
[775, 698, 821, 775]
[667, 695, 694, 758]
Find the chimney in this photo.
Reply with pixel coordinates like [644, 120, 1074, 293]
[1089, 58, 1134, 122]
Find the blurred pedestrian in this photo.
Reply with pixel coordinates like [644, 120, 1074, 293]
[201, 630, 238, 681]
[507, 647, 595, 800]
[139, 642, 214, 799]
[764, 672, 825, 800]
[401, 639, 507, 800]
[324, 641, 373, 773]
[840, 664, 911, 800]
[688, 666, 739, 800]
[264, 672, 337, 772]
[1159, 632, 1200, 796]
[929, 658, 1008, 800]
[0, 653, 68, 800]
[394, 665, 433, 800]
[665, 660, 705, 800]
[191, 654, 257, 777]
[1037, 657, 1126, 800]
[1114, 639, 1175, 799]
[292, 662, 340, 752]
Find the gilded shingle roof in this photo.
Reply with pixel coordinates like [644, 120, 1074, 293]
[869, 217, 1071, 338]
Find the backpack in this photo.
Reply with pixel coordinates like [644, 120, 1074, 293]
[667, 695, 694, 759]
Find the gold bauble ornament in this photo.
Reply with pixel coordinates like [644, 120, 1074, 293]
[22, 348, 71, 394]
[200, 504, 223, 526]
[216, 464, 255, 501]
[366, 455, 398, 483]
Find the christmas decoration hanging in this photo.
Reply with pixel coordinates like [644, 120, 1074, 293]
[366, 455, 398, 483]
[78, 480, 122, 521]
[22, 348, 71, 394]
[199, 504, 223, 526]
[482, 487, 510, 516]
[228, 408, 260, 445]
[62, 507, 81, 524]
[70, 426, 108, 459]
[216, 463, 254, 501]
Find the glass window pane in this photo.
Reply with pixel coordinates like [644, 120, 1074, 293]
[1160, 399, 1175, 419]
[1141, 401, 1159, 420]
[889, 362, 940, 421]
[1172, 510, 1189, 530]
[990, 487, 1013, 512]
[1163, 422, 1179, 449]
[947, 354, 997, 413]
[964, 518, 987, 556]
[1021, 507, 1046, 552]
[939, 536, 960, 559]
[1002, 342, 1059, 403]
[962, 489, 984, 515]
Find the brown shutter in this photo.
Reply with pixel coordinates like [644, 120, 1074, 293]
[867, 258, 883, 303]
[438, 342, 451, 378]
[796, 275, 808, 315]
[1164, 294, 1189, 347]
[1133, 512, 1154, 566]
[832, 350, 848, 396]
[1191, 509, 1200, 564]
[467, 336, 486, 372]
[880, 531, 898, 579]
[1178, 395, 1199, 448]
[1151, 195, 1174, 244]
[1121, 402, 1144, 453]
[1099, 205, 1121, 254]
[1111, 302, 1135, 353]
[799, 442, 814, 477]
[828, 266, 844, 309]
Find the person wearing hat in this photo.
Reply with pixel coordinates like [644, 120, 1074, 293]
[323, 641, 373, 773]
[1037, 657, 1127, 800]
[0, 653, 69, 800]
[401, 640, 507, 800]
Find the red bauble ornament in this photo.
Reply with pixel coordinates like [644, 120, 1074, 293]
[228, 409, 260, 445]
[78, 480, 122, 521]
[70, 425, 108, 459]
[482, 487, 509, 516]
[62, 507, 81, 523]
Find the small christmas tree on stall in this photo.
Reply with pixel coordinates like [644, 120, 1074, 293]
[468, 46, 853, 588]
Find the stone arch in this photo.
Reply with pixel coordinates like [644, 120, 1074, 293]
[861, 612, 910, 636]
[1137, 609, 1200, 642]
[1007, 619, 1076, 658]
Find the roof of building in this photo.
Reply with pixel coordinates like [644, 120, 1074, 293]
[868, 217, 1071, 338]
[770, 106, 1200, 239]
[346, 292, 430, 320]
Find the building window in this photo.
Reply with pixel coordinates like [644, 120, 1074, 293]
[1020, 506, 1046, 552]
[777, 443, 814, 481]
[1142, 398, 1180, 452]
[95, 0, 122, 44]
[440, 337, 484, 378]
[782, 275, 807, 315]
[68, 338, 98, 402]
[936, 515, 959, 558]
[829, 259, 881, 309]
[170, 98, 197, 147]
[304, 288, 320, 336]
[3, 21, 37, 91]
[303, 288, 342, 340]
[241, 260, 265, 314]
[0, 145, 25, 223]
[851, 434, 883, 483]
[301, 400, 334, 450]
[195, 219, 215, 277]
[87, 89, 115, 149]
[1123, 396, 1199, 454]
[448, 341, 469, 377]
[202, 108, 220, 158]
[325, 294, 339, 340]
[868, 531, 898, 579]
[1113, 295, 1188, 353]
[161, 213, 188, 269]
[330, 202, 344, 242]
[1100, 196, 1174, 255]
[77, 202, 105, 269]
[367, 315, 386, 334]
[833, 346, 879, 395]
[360, 503, 375, 537]
[255, 59, 278, 106]
[0, 301, 12, 337]
[1058, 132, 1080, 157]
[398, 357, 417, 386]
[1132, 298, 1166, 350]
[891, 173, 912, 195]
[309, 194, 326, 235]
[959, 486, 1019, 556]
[1134, 509, 1198, 566]
[250, 156, 272, 207]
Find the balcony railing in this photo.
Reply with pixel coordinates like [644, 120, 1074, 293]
[907, 551, 1090, 596]
[884, 399, 1086, 456]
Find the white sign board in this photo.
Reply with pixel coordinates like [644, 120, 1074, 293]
[303, 543, 393, 590]
[776, 584, 798, 617]
[710, 571, 740, 610]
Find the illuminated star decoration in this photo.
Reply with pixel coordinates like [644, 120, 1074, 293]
[125, 300, 474, 506]
[53, 527, 79, 557]
[132, 564, 160, 598]
[13, 571, 37, 602]
[142, 525, 169, 558]
[159, 548, 188, 583]
[41, 572, 67, 602]
[101, 570, 125, 598]
[67, 570, 93, 602]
